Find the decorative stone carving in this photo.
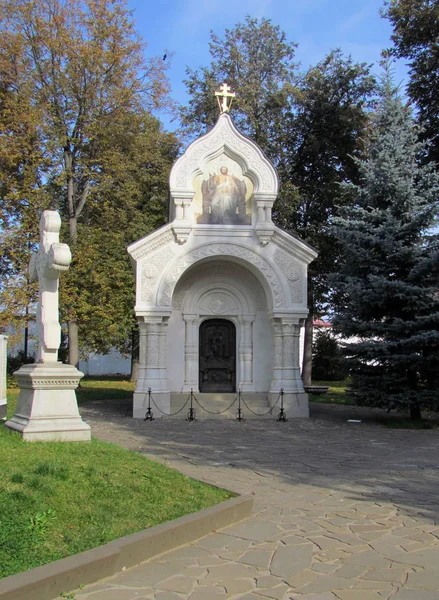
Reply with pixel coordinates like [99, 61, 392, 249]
[140, 248, 174, 305]
[208, 292, 231, 314]
[170, 114, 278, 194]
[173, 261, 267, 311]
[6, 211, 90, 442]
[161, 243, 283, 307]
[274, 249, 304, 304]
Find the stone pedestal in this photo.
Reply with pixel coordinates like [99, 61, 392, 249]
[5, 362, 91, 442]
[0, 335, 7, 420]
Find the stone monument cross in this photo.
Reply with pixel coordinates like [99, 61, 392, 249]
[215, 82, 236, 113]
[29, 211, 72, 363]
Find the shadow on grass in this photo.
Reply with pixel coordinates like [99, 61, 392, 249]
[76, 377, 134, 410]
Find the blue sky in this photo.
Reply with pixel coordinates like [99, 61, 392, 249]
[128, 0, 408, 130]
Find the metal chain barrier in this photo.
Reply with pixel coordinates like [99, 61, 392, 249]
[241, 390, 282, 417]
[144, 388, 191, 420]
[144, 388, 290, 422]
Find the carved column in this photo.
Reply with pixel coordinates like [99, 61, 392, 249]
[158, 317, 169, 391]
[133, 315, 171, 418]
[292, 324, 304, 392]
[257, 202, 265, 223]
[171, 192, 193, 244]
[136, 319, 148, 393]
[238, 316, 254, 391]
[183, 314, 199, 391]
[255, 197, 275, 246]
[270, 318, 283, 392]
[137, 317, 170, 393]
[182, 199, 191, 220]
[280, 319, 304, 393]
[174, 200, 184, 221]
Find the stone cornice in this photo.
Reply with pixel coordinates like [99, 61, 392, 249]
[272, 228, 318, 265]
[127, 224, 175, 262]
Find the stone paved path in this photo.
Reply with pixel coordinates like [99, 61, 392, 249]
[74, 401, 439, 600]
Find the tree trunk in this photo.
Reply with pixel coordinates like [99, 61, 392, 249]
[68, 319, 79, 368]
[130, 326, 139, 382]
[407, 368, 421, 420]
[410, 404, 421, 421]
[302, 278, 314, 387]
[24, 303, 29, 360]
[302, 313, 313, 386]
[65, 149, 82, 368]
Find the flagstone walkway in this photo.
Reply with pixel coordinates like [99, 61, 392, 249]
[74, 401, 439, 600]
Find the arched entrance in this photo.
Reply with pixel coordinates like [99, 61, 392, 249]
[199, 319, 236, 392]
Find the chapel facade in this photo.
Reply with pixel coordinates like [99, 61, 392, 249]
[128, 106, 317, 419]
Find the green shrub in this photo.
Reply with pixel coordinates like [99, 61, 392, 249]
[7, 351, 35, 376]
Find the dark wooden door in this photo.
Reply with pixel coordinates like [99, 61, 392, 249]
[199, 319, 236, 392]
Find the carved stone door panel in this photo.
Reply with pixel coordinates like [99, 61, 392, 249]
[199, 319, 236, 392]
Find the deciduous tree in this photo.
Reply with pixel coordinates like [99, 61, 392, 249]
[384, 0, 439, 163]
[0, 0, 171, 365]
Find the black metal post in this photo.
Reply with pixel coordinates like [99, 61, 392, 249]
[236, 389, 244, 421]
[277, 388, 287, 422]
[144, 388, 154, 421]
[186, 388, 196, 421]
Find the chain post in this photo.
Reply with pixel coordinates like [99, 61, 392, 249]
[186, 388, 196, 421]
[236, 389, 244, 421]
[144, 388, 154, 421]
[277, 388, 288, 422]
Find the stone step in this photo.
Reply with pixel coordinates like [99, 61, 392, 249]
[167, 392, 276, 420]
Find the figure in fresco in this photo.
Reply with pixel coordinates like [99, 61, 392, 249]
[198, 166, 250, 225]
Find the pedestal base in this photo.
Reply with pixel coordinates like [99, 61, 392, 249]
[5, 363, 91, 442]
[133, 390, 171, 419]
[0, 399, 6, 420]
[268, 391, 309, 418]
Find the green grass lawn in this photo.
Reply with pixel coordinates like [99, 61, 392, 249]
[309, 380, 354, 405]
[1, 379, 235, 579]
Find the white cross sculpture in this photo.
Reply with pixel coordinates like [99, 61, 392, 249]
[29, 211, 72, 363]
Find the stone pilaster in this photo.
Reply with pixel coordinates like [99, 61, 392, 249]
[280, 320, 304, 393]
[133, 316, 171, 418]
[269, 317, 308, 417]
[183, 315, 199, 392]
[269, 318, 283, 392]
[238, 316, 254, 391]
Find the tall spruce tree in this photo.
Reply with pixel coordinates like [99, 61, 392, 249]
[330, 66, 439, 420]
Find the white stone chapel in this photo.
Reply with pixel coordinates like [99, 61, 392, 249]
[128, 90, 317, 419]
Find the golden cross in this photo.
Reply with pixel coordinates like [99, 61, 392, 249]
[215, 83, 236, 114]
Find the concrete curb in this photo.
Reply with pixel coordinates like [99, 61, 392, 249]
[0, 495, 253, 600]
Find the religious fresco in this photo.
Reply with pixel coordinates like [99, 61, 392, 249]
[193, 158, 253, 225]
